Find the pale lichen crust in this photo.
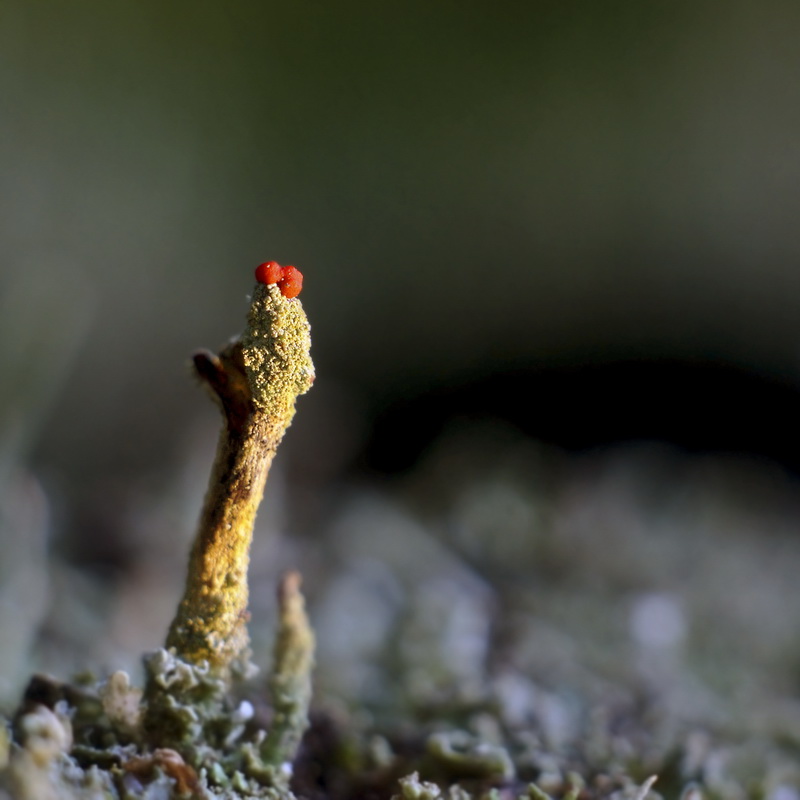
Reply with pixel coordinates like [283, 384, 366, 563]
[242, 284, 315, 419]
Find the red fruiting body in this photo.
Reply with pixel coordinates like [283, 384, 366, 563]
[255, 261, 283, 285]
[254, 261, 304, 298]
[278, 265, 303, 299]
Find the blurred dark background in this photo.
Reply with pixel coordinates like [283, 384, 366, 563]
[3, 1, 800, 695]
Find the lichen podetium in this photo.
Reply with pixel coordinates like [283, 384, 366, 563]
[165, 279, 314, 673]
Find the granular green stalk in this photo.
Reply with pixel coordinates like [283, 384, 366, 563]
[165, 283, 314, 673]
[260, 571, 315, 774]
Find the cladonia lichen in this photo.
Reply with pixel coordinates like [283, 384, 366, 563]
[165, 281, 314, 672]
[0, 271, 318, 799]
[242, 283, 315, 418]
[260, 572, 315, 778]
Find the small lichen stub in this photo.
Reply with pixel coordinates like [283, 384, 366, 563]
[242, 283, 315, 420]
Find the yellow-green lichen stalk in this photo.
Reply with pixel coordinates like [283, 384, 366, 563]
[165, 263, 314, 674]
[260, 571, 315, 775]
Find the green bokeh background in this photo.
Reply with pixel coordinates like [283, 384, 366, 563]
[3, 0, 800, 492]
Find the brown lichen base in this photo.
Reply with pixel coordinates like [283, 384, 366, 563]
[166, 284, 314, 672]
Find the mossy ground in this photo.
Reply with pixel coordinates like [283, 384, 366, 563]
[3, 425, 800, 799]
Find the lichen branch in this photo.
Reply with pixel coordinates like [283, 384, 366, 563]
[260, 571, 315, 773]
[164, 284, 314, 674]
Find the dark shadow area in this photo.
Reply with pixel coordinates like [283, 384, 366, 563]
[364, 359, 800, 475]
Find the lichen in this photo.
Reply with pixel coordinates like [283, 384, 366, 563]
[394, 772, 444, 800]
[0, 606, 314, 800]
[165, 279, 314, 673]
[426, 731, 514, 782]
[241, 284, 314, 419]
[259, 572, 315, 781]
[1, 271, 314, 799]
